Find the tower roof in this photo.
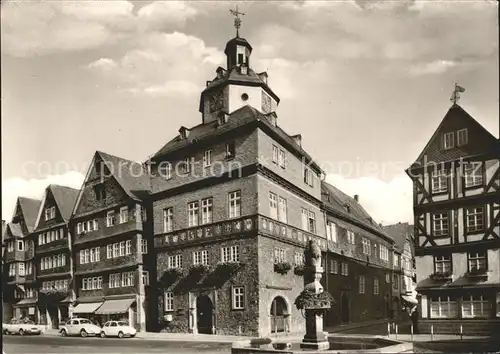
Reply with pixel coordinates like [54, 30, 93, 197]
[224, 36, 252, 54]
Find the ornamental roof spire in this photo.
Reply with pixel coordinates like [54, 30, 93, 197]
[229, 5, 245, 37]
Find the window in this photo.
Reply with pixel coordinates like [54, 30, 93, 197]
[431, 170, 448, 194]
[193, 250, 209, 265]
[82, 276, 102, 290]
[228, 191, 241, 218]
[163, 207, 173, 232]
[232, 286, 245, 310]
[326, 222, 337, 243]
[362, 238, 371, 255]
[443, 132, 455, 150]
[109, 273, 121, 288]
[183, 157, 193, 174]
[435, 255, 451, 274]
[374, 278, 379, 295]
[168, 255, 183, 269]
[9, 264, 15, 276]
[225, 141, 235, 159]
[201, 198, 213, 225]
[140, 239, 148, 254]
[457, 128, 468, 147]
[165, 292, 174, 311]
[359, 275, 365, 294]
[462, 295, 490, 318]
[272, 145, 278, 164]
[468, 252, 486, 272]
[496, 293, 500, 317]
[106, 211, 116, 227]
[90, 248, 98, 262]
[45, 206, 56, 221]
[464, 163, 483, 188]
[274, 248, 286, 263]
[307, 211, 316, 233]
[7, 242, 14, 252]
[18, 263, 25, 276]
[394, 254, 399, 267]
[301, 209, 308, 231]
[430, 296, 457, 318]
[121, 271, 134, 287]
[331, 260, 338, 274]
[294, 252, 304, 266]
[466, 207, 484, 233]
[433, 213, 449, 237]
[125, 240, 132, 255]
[347, 230, 355, 244]
[303, 168, 314, 187]
[379, 245, 389, 262]
[107, 245, 113, 259]
[119, 207, 128, 224]
[203, 150, 212, 168]
[221, 246, 239, 263]
[164, 162, 172, 180]
[341, 262, 348, 276]
[94, 184, 106, 201]
[278, 149, 286, 169]
[391, 275, 399, 290]
[17, 240, 24, 251]
[188, 201, 199, 227]
[269, 193, 278, 220]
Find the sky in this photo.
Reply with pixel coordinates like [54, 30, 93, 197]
[1, 0, 499, 226]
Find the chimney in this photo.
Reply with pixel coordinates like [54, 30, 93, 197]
[354, 195, 359, 202]
[291, 134, 302, 147]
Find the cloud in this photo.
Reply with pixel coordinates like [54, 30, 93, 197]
[2, 171, 85, 222]
[325, 174, 413, 226]
[408, 60, 458, 76]
[87, 32, 224, 97]
[137, 1, 199, 30]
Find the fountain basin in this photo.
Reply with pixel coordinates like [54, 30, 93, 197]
[232, 335, 413, 354]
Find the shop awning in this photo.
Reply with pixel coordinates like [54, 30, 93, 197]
[95, 298, 135, 315]
[73, 302, 103, 314]
[13, 298, 37, 307]
[401, 295, 418, 305]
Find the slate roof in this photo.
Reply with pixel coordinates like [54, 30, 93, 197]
[17, 197, 41, 232]
[383, 222, 413, 252]
[409, 104, 500, 170]
[4, 222, 23, 240]
[321, 181, 392, 242]
[97, 151, 151, 200]
[150, 105, 323, 173]
[49, 185, 80, 223]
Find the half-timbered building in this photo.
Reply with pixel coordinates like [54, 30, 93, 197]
[70, 151, 153, 331]
[2, 197, 41, 320]
[406, 103, 500, 334]
[32, 185, 79, 328]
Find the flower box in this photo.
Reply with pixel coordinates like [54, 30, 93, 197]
[39, 288, 67, 301]
[216, 261, 242, 275]
[188, 264, 211, 276]
[295, 289, 334, 310]
[274, 262, 292, 275]
[294, 265, 305, 276]
[466, 268, 488, 278]
[430, 272, 453, 281]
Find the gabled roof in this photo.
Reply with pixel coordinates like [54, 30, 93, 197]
[409, 104, 499, 170]
[72, 151, 151, 218]
[34, 185, 80, 230]
[4, 222, 23, 240]
[149, 105, 323, 174]
[16, 197, 42, 232]
[383, 222, 413, 252]
[321, 181, 392, 242]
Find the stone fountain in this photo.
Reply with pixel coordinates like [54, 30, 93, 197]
[294, 239, 334, 351]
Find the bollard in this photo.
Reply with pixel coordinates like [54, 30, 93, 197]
[411, 324, 414, 341]
[460, 325, 463, 340]
[395, 324, 398, 340]
[431, 324, 434, 341]
[387, 322, 391, 337]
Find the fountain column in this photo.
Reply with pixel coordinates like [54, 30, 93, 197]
[299, 240, 331, 351]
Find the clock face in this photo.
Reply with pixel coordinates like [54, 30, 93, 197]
[209, 91, 224, 112]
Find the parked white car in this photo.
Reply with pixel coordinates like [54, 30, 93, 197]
[100, 321, 136, 338]
[59, 318, 101, 337]
[3, 319, 43, 335]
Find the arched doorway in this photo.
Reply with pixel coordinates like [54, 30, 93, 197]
[270, 297, 288, 333]
[341, 292, 350, 324]
[196, 295, 213, 334]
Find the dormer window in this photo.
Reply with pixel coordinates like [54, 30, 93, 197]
[238, 53, 244, 65]
[443, 132, 455, 150]
[457, 128, 468, 146]
[94, 184, 106, 201]
[217, 113, 227, 126]
[179, 127, 189, 140]
[240, 64, 247, 75]
[225, 141, 235, 159]
[44, 206, 56, 221]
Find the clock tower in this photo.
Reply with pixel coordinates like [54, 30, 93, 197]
[199, 9, 280, 124]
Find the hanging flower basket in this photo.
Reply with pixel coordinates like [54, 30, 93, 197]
[294, 289, 334, 310]
[293, 265, 305, 276]
[188, 264, 211, 276]
[216, 261, 242, 275]
[161, 268, 184, 284]
[274, 262, 292, 275]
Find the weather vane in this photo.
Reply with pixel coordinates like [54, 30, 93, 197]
[450, 82, 465, 105]
[229, 5, 245, 37]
